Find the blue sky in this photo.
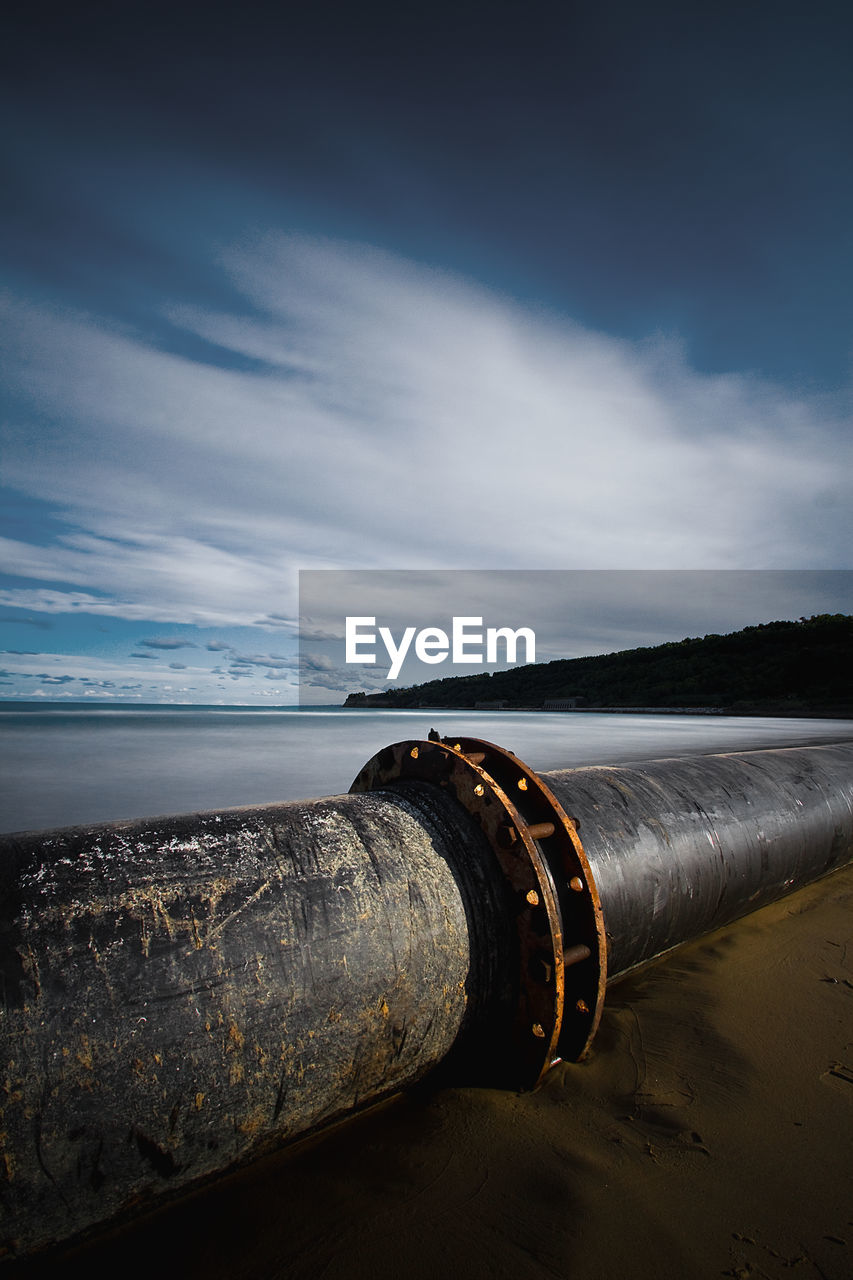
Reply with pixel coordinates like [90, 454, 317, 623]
[1, 0, 852, 703]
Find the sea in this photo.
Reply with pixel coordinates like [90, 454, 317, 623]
[2, 701, 852, 835]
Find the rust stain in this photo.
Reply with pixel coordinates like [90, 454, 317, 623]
[237, 1106, 268, 1137]
[0, 1133, 13, 1182]
[189, 908, 203, 950]
[76, 1036, 94, 1071]
[36, 872, 245, 960]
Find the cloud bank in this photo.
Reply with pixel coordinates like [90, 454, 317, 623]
[2, 235, 851, 640]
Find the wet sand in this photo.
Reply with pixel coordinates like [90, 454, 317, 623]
[14, 863, 853, 1280]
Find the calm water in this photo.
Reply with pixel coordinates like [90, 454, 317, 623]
[1, 701, 852, 833]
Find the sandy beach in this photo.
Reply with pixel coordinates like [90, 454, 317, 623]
[13, 857, 852, 1280]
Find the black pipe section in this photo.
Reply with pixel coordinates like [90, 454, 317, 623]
[1, 739, 852, 1259]
[0, 785, 514, 1260]
[540, 743, 853, 980]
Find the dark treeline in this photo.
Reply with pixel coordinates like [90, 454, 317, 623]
[344, 614, 853, 715]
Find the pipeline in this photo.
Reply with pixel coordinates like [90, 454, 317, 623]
[1, 737, 851, 1258]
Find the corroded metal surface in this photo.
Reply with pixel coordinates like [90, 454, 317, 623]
[352, 737, 607, 1076]
[0, 790, 487, 1258]
[442, 737, 607, 1064]
[352, 738, 564, 1085]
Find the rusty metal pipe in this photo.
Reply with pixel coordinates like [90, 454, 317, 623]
[1, 738, 852, 1258]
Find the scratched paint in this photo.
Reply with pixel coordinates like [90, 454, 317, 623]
[0, 788, 497, 1259]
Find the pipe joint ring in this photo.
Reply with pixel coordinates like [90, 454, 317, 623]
[351, 736, 606, 1085]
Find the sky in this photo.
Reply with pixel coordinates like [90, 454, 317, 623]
[1, 0, 852, 704]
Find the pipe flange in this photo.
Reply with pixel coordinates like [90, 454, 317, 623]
[351, 736, 605, 1086]
[446, 737, 607, 1066]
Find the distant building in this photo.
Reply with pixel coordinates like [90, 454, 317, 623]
[474, 700, 508, 709]
[542, 697, 580, 710]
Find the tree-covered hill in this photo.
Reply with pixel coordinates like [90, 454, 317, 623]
[344, 614, 853, 715]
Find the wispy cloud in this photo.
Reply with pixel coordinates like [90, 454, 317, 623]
[0, 613, 53, 629]
[0, 648, 299, 703]
[140, 637, 198, 650]
[1, 234, 850, 643]
[228, 653, 297, 670]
